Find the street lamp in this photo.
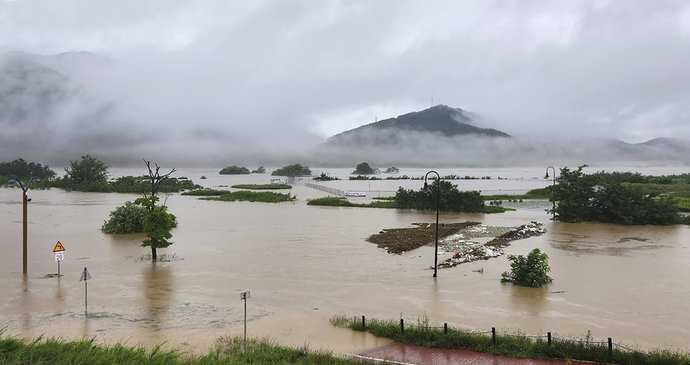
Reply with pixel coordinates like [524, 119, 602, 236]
[10, 176, 35, 275]
[423, 171, 441, 278]
[544, 166, 556, 220]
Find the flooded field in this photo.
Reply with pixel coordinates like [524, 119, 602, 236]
[1, 167, 689, 354]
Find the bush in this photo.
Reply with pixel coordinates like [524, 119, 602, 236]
[394, 180, 485, 212]
[101, 201, 148, 234]
[219, 165, 250, 174]
[353, 162, 376, 175]
[271, 164, 311, 177]
[501, 248, 552, 287]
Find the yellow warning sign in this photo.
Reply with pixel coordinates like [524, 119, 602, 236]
[52, 241, 66, 252]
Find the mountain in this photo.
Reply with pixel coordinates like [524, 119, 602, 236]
[326, 105, 510, 147]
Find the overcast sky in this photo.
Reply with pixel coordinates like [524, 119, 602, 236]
[2, 0, 690, 145]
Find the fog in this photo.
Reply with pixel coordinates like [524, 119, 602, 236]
[1, 1, 690, 167]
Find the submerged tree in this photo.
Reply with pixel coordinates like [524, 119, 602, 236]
[136, 160, 178, 262]
[501, 248, 552, 288]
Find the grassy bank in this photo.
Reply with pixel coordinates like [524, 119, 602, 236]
[0, 335, 369, 365]
[331, 315, 690, 365]
[307, 197, 514, 213]
[231, 184, 292, 190]
[307, 196, 396, 208]
[202, 191, 295, 203]
[181, 189, 227, 196]
[484, 187, 551, 200]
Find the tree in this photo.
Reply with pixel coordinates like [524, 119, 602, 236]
[138, 160, 178, 262]
[552, 166, 680, 225]
[219, 165, 250, 175]
[63, 155, 109, 189]
[101, 201, 148, 234]
[353, 162, 376, 175]
[0, 158, 56, 182]
[394, 180, 484, 212]
[271, 164, 312, 176]
[501, 248, 552, 287]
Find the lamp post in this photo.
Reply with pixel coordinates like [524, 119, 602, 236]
[424, 171, 441, 278]
[544, 166, 556, 220]
[10, 176, 35, 275]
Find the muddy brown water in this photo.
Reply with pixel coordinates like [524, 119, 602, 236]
[1, 167, 689, 355]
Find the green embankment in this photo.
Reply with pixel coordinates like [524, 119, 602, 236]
[331, 316, 690, 365]
[231, 184, 292, 190]
[307, 197, 513, 213]
[0, 335, 367, 365]
[202, 191, 295, 203]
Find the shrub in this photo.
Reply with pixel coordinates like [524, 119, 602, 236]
[501, 248, 552, 287]
[101, 201, 148, 234]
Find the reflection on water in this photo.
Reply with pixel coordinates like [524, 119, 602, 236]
[1, 167, 690, 354]
[143, 263, 173, 331]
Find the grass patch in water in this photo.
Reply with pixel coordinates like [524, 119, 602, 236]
[307, 197, 396, 208]
[0, 335, 369, 365]
[203, 191, 295, 203]
[331, 315, 690, 365]
[231, 184, 292, 190]
[181, 189, 227, 196]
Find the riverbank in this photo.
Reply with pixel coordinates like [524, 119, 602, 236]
[0, 335, 370, 365]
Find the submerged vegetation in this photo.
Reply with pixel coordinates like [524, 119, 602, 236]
[395, 180, 485, 212]
[202, 191, 295, 203]
[0, 335, 368, 365]
[331, 315, 690, 365]
[219, 165, 250, 175]
[307, 196, 395, 209]
[552, 166, 683, 225]
[271, 164, 312, 177]
[501, 248, 553, 287]
[231, 183, 292, 190]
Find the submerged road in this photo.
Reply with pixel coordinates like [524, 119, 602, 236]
[356, 344, 593, 365]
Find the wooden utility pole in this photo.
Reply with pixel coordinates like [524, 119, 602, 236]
[11, 177, 34, 275]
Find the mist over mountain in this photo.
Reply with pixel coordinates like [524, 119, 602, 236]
[313, 105, 690, 167]
[1, 51, 689, 169]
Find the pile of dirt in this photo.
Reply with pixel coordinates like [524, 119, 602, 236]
[367, 222, 480, 254]
[485, 221, 546, 248]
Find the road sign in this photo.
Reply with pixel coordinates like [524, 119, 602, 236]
[55, 252, 64, 261]
[241, 291, 250, 300]
[52, 241, 66, 252]
[80, 267, 91, 281]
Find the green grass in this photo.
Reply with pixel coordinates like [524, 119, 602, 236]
[308, 197, 512, 213]
[0, 335, 368, 364]
[203, 191, 295, 203]
[331, 315, 690, 365]
[181, 189, 227, 196]
[483, 205, 515, 214]
[231, 184, 292, 190]
[484, 188, 551, 201]
[307, 197, 396, 208]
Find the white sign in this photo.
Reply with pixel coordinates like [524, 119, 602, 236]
[240, 291, 250, 300]
[55, 252, 64, 261]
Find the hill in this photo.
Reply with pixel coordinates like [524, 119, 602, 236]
[326, 105, 509, 147]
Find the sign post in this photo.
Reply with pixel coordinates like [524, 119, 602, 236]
[240, 291, 250, 350]
[52, 241, 65, 277]
[79, 267, 91, 315]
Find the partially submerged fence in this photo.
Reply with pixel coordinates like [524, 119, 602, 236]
[355, 315, 659, 362]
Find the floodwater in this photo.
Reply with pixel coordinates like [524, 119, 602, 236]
[1, 167, 689, 355]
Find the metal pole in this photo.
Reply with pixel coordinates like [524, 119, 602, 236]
[58, 260, 61, 277]
[424, 170, 441, 278]
[243, 297, 247, 350]
[545, 166, 556, 220]
[22, 192, 27, 275]
[85, 279, 88, 315]
[433, 182, 439, 277]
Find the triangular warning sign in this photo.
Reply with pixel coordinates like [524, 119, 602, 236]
[53, 241, 66, 252]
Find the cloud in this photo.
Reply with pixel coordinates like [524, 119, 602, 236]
[1, 0, 689, 166]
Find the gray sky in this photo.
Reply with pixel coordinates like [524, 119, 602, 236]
[1, 0, 690, 157]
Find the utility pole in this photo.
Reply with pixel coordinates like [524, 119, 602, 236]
[11, 176, 34, 275]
